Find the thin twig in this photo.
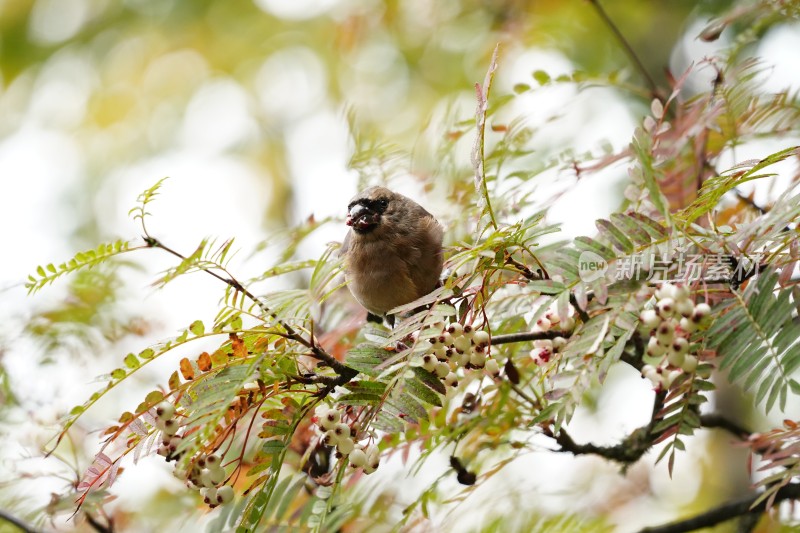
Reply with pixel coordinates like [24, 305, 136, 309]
[569, 293, 592, 323]
[492, 330, 566, 345]
[588, 0, 660, 98]
[143, 237, 351, 376]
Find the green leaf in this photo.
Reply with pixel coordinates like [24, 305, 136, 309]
[388, 394, 428, 424]
[405, 377, 443, 407]
[527, 280, 567, 295]
[26, 240, 134, 294]
[411, 367, 447, 395]
[337, 392, 383, 406]
[574, 236, 616, 260]
[532, 70, 551, 85]
[345, 344, 394, 377]
[714, 270, 800, 413]
[677, 146, 799, 225]
[631, 130, 670, 220]
[189, 320, 205, 336]
[596, 219, 633, 254]
[124, 353, 140, 369]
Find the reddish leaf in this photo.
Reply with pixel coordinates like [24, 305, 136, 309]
[197, 351, 212, 372]
[179, 358, 195, 381]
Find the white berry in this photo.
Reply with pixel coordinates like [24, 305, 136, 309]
[216, 485, 234, 504]
[647, 336, 665, 357]
[202, 487, 217, 505]
[447, 323, 464, 336]
[434, 361, 450, 378]
[208, 465, 226, 485]
[322, 430, 339, 447]
[453, 336, 471, 353]
[667, 349, 685, 368]
[334, 423, 351, 440]
[470, 350, 487, 368]
[337, 437, 355, 455]
[349, 448, 367, 467]
[533, 339, 553, 350]
[422, 354, 437, 372]
[675, 299, 695, 318]
[155, 402, 175, 421]
[656, 321, 675, 345]
[639, 309, 661, 329]
[472, 330, 490, 346]
[656, 284, 677, 300]
[656, 298, 676, 319]
[679, 317, 697, 333]
[693, 303, 711, 321]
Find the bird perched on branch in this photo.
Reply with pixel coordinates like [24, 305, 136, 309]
[341, 186, 444, 324]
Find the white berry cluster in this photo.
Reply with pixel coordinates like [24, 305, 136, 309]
[529, 310, 572, 365]
[184, 453, 234, 507]
[639, 283, 711, 390]
[154, 401, 183, 460]
[418, 322, 501, 388]
[153, 401, 234, 507]
[314, 405, 380, 474]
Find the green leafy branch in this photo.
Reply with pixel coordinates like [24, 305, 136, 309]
[26, 240, 139, 294]
[708, 269, 800, 412]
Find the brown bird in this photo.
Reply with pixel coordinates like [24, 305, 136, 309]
[341, 186, 444, 323]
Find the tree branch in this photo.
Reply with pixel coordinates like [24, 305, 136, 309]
[143, 236, 354, 378]
[697, 413, 751, 440]
[638, 483, 800, 533]
[547, 413, 750, 466]
[492, 330, 565, 345]
[550, 425, 654, 465]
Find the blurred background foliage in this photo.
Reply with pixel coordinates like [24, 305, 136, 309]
[2, 0, 799, 531]
[0, 0, 734, 236]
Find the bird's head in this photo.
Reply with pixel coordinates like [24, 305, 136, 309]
[346, 186, 394, 235]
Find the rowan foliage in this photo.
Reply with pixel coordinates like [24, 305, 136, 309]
[11, 1, 800, 532]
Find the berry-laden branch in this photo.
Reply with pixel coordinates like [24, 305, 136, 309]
[637, 483, 800, 533]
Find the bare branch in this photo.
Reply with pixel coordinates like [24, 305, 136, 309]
[638, 483, 800, 533]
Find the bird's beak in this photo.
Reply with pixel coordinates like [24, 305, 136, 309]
[346, 203, 379, 230]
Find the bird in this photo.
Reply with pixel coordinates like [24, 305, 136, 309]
[341, 186, 444, 324]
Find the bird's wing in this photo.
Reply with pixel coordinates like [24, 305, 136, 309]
[405, 213, 444, 294]
[339, 230, 351, 257]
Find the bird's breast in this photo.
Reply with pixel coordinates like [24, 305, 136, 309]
[344, 238, 419, 315]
